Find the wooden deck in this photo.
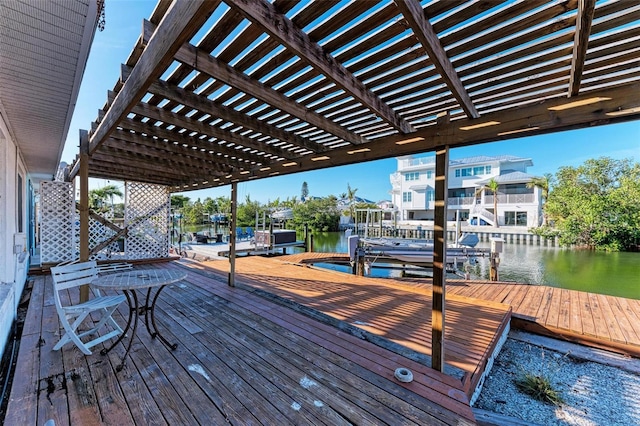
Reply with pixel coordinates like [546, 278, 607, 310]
[281, 252, 640, 357]
[5, 260, 477, 425]
[199, 256, 512, 398]
[444, 280, 640, 357]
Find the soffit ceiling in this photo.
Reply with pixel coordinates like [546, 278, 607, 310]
[0, 0, 97, 180]
[70, 0, 640, 192]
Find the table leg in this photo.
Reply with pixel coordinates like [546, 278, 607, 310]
[144, 285, 178, 350]
[117, 290, 139, 371]
[100, 290, 135, 356]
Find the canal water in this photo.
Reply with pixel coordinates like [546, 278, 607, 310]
[304, 231, 640, 300]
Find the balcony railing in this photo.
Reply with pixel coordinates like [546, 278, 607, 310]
[485, 193, 535, 204]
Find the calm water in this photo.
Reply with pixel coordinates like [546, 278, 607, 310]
[302, 231, 640, 300]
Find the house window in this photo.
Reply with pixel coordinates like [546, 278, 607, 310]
[405, 172, 419, 181]
[505, 211, 527, 226]
[403, 192, 412, 202]
[485, 165, 491, 174]
[473, 166, 484, 175]
[426, 190, 435, 201]
[426, 170, 433, 179]
[455, 168, 472, 177]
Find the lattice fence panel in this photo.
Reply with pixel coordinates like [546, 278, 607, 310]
[125, 182, 170, 260]
[41, 181, 76, 263]
[89, 213, 124, 260]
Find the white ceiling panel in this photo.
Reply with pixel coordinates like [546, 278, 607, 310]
[0, 0, 97, 180]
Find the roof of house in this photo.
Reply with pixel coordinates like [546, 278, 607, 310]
[475, 170, 537, 185]
[450, 155, 533, 167]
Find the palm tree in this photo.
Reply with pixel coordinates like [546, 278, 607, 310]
[475, 178, 500, 227]
[89, 184, 123, 212]
[526, 173, 552, 226]
[346, 183, 358, 218]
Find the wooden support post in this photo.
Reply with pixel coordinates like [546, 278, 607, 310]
[490, 252, 499, 281]
[432, 145, 449, 372]
[356, 249, 365, 276]
[309, 234, 314, 253]
[304, 223, 309, 251]
[228, 181, 237, 287]
[79, 130, 90, 302]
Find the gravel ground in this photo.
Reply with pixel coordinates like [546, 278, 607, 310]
[475, 337, 640, 425]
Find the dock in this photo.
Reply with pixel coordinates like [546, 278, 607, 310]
[282, 252, 640, 357]
[198, 256, 512, 401]
[445, 280, 640, 357]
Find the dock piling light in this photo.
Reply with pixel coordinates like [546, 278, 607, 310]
[489, 237, 504, 281]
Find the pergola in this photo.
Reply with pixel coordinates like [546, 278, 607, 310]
[67, 0, 640, 372]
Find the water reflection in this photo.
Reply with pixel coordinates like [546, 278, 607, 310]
[305, 232, 640, 300]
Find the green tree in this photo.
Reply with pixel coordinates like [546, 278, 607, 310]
[171, 195, 190, 209]
[203, 197, 217, 215]
[292, 196, 340, 231]
[282, 196, 298, 208]
[543, 157, 640, 250]
[526, 173, 553, 225]
[184, 199, 204, 225]
[346, 183, 358, 218]
[215, 196, 231, 214]
[89, 184, 123, 212]
[236, 194, 262, 227]
[475, 178, 500, 228]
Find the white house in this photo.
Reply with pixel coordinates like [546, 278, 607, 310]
[0, 0, 99, 359]
[390, 154, 543, 227]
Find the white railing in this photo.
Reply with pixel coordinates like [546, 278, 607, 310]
[485, 193, 534, 205]
[400, 156, 435, 169]
[447, 197, 475, 206]
[470, 204, 495, 224]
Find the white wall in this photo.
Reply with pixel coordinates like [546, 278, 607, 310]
[0, 120, 29, 360]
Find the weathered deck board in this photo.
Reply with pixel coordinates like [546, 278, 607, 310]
[196, 256, 511, 401]
[386, 274, 640, 357]
[278, 252, 640, 357]
[5, 262, 476, 425]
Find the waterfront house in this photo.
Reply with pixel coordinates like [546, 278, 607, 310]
[390, 155, 542, 227]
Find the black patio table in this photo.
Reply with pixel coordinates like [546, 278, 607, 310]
[92, 268, 187, 371]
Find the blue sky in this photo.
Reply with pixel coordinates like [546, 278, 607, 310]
[62, 1, 639, 204]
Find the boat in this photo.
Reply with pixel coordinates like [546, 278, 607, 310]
[361, 232, 480, 249]
[348, 234, 487, 269]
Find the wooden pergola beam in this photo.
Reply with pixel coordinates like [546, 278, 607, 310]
[107, 130, 232, 172]
[70, 82, 640, 184]
[117, 116, 274, 168]
[224, 83, 640, 180]
[141, 20, 369, 147]
[395, 0, 479, 119]
[225, 0, 416, 134]
[569, 0, 596, 97]
[92, 148, 212, 180]
[144, 77, 331, 155]
[103, 135, 229, 175]
[89, 0, 219, 154]
[129, 102, 295, 161]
